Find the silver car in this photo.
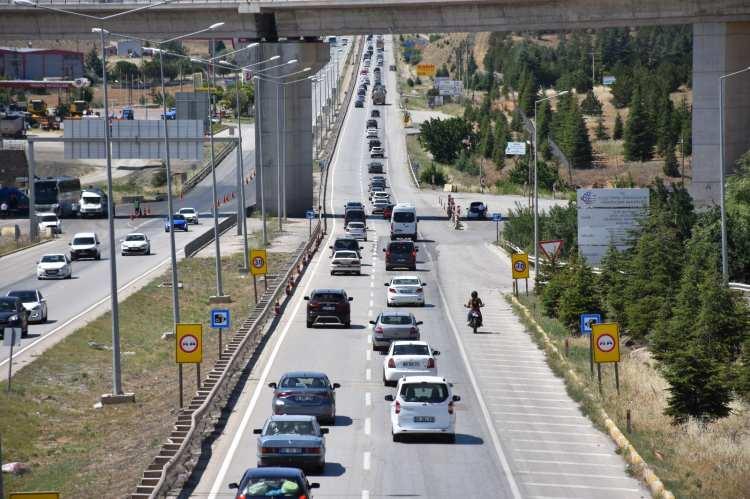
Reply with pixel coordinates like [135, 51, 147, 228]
[370, 311, 422, 351]
[269, 371, 341, 425]
[330, 250, 361, 275]
[253, 415, 329, 473]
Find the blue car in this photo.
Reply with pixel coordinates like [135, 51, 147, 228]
[228, 467, 320, 498]
[165, 213, 188, 232]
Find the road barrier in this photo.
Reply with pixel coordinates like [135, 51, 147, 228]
[183, 214, 238, 258]
[181, 140, 238, 196]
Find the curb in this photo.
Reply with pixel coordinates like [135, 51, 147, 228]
[0, 236, 55, 258]
[509, 295, 675, 499]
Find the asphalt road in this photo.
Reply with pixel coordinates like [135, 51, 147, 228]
[185, 37, 648, 499]
[0, 123, 256, 376]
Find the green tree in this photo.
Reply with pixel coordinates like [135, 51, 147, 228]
[418, 117, 474, 164]
[613, 113, 624, 140]
[580, 90, 603, 115]
[110, 60, 139, 82]
[663, 145, 680, 177]
[737, 337, 750, 403]
[558, 97, 593, 169]
[596, 245, 628, 325]
[624, 86, 656, 161]
[85, 47, 103, 77]
[492, 115, 509, 169]
[595, 116, 609, 140]
[556, 251, 603, 332]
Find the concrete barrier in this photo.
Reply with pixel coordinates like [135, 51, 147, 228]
[184, 214, 237, 258]
[0, 224, 20, 240]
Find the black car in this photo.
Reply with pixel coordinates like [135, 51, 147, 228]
[384, 240, 418, 271]
[355, 99, 364, 108]
[229, 467, 319, 498]
[368, 139, 381, 151]
[0, 296, 29, 338]
[368, 161, 384, 174]
[330, 236, 363, 257]
[304, 289, 353, 328]
[344, 208, 366, 228]
[371, 109, 380, 118]
[366, 119, 378, 129]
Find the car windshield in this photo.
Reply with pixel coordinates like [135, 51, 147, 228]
[41, 254, 65, 263]
[347, 223, 364, 230]
[82, 195, 100, 204]
[393, 344, 430, 356]
[180, 208, 195, 214]
[280, 376, 328, 389]
[7, 291, 37, 302]
[389, 242, 413, 253]
[380, 314, 412, 325]
[126, 234, 145, 241]
[41, 215, 58, 222]
[73, 237, 95, 245]
[335, 251, 358, 259]
[393, 212, 415, 223]
[312, 292, 345, 302]
[265, 420, 315, 436]
[334, 239, 359, 252]
[393, 278, 420, 286]
[0, 300, 16, 312]
[172, 214, 185, 221]
[241, 477, 304, 497]
[470, 202, 484, 208]
[400, 382, 449, 403]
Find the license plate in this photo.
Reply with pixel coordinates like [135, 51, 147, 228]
[279, 447, 302, 454]
[401, 361, 420, 367]
[322, 305, 335, 311]
[297, 396, 315, 401]
[414, 416, 435, 423]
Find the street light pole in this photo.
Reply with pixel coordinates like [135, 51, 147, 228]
[207, 41, 225, 298]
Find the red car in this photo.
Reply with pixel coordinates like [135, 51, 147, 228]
[383, 203, 394, 220]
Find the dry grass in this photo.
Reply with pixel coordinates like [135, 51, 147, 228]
[0, 234, 53, 257]
[0, 229, 292, 498]
[513, 294, 750, 499]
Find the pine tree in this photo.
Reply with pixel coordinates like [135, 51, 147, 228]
[536, 100, 553, 142]
[492, 115, 508, 169]
[656, 90, 677, 157]
[580, 90, 603, 115]
[663, 145, 680, 177]
[510, 109, 523, 132]
[624, 86, 656, 161]
[737, 337, 750, 403]
[556, 251, 602, 332]
[596, 245, 628, 325]
[595, 116, 609, 140]
[613, 113, 624, 140]
[560, 98, 593, 169]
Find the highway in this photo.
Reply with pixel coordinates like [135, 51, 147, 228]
[0, 123, 255, 376]
[184, 37, 648, 499]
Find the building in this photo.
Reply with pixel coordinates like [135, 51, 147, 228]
[115, 40, 142, 58]
[0, 47, 84, 80]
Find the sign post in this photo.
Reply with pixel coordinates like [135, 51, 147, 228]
[306, 209, 315, 237]
[250, 248, 268, 301]
[492, 213, 502, 243]
[175, 323, 203, 408]
[210, 309, 230, 359]
[592, 322, 621, 394]
[580, 313, 602, 376]
[511, 253, 530, 296]
[4, 327, 21, 393]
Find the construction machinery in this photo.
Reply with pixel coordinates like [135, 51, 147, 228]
[69, 100, 89, 117]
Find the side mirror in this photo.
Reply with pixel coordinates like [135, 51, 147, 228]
[303, 296, 309, 301]
[384, 283, 389, 286]
[415, 248, 419, 252]
[452, 395, 461, 402]
[369, 320, 376, 325]
[416, 321, 423, 326]
[329, 245, 333, 249]
[252, 428, 262, 434]
[384, 394, 394, 401]
[310, 483, 320, 489]
[422, 283, 427, 286]
[433, 350, 440, 356]
[333, 382, 341, 389]
[228, 483, 239, 490]
[382, 248, 386, 252]
[320, 428, 330, 434]
[348, 297, 353, 301]
[268, 382, 277, 389]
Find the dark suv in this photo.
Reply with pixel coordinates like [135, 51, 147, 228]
[383, 241, 418, 271]
[304, 289, 353, 328]
[0, 296, 29, 338]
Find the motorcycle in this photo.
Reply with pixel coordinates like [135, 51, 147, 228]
[465, 305, 484, 334]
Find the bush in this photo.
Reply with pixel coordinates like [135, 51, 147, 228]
[418, 163, 447, 185]
[151, 168, 167, 188]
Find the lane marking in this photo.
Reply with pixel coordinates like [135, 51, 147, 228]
[517, 470, 633, 480]
[362, 490, 370, 499]
[522, 483, 640, 493]
[517, 458, 624, 468]
[494, 412, 584, 420]
[365, 368, 371, 381]
[366, 349, 372, 361]
[367, 334, 372, 345]
[365, 391, 372, 407]
[515, 449, 615, 457]
[364, 417, 371, 435]
[363, 451, 371, 470]
[369, 299, 374, 307]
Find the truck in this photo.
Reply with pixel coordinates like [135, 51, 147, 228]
[372, 87, 386, 105]
[69, 100, 89, 117]
[0, 114, 26, 138]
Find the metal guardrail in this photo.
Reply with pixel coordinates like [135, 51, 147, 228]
[181, 140, 238, 195]
[183, 214, 237, 257]
[730, 282, 750, 292]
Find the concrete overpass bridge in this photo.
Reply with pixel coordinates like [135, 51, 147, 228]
[1, 0, 749, 211]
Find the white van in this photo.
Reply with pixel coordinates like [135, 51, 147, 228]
[390, 203, 417, 241]
[79, 188, 108, 218]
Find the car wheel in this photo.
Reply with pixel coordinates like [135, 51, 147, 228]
[315, 463, 326, 474]
[147, 249, 151, 255]
[330, 271, 335, 275]
[385, 265, 392, 271]
[345, 321, 351, 328]
[43, 311, 47, 322]
[165, 228, 169, 232]
[121, 252, 126, 256]
[306, 320, 313, 328]
[446, 433, 456, 444]
[96, 254, 101, 261]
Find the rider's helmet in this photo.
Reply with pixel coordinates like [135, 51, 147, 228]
[471, 290, 478, 298]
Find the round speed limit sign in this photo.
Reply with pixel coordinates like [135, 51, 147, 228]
[252, 256, 264, 268]
[597, 334, 616, 352]
[179, 334, 199, 353]
[513, 261, 526, 273]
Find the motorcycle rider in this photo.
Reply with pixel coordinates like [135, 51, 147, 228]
[465, 290, 484, 325]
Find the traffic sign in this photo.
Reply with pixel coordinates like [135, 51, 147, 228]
[416, 63, 436, 77]
[579, 313, 602, 335]
[211, 309, 230, 329]
[593, 323, 620, 363]
[10, 493, 60, 499]
[511, 253, 529, 279]
[505, 141, 527, 156]
[539, 239, 564, 260]
[175, 323, 203, 364]
[492, 212, 503, 222]
[305, 210, 315, 219]
[3, 327, 21, 347]
[250, 248, 268, 276]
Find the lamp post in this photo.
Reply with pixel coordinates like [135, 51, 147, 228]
[12, 0, 178, 402]
[533, 90, 568, 272]
[718, 66, 750, 283]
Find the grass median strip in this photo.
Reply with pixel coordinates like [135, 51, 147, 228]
[0, 233, 293, 498]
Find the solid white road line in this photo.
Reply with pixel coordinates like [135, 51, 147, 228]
[515, 449, 615, 457]
[366, 349, 372, 361]
[516, 470, 632, 479]
[362, 490, 370, 499]
[511, 438, 604, 447]
[522, 483, 640, 492]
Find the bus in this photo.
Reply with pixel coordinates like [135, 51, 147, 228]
[34, 176, 81, 217]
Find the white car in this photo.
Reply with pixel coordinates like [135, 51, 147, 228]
[385, 376, 459, 442]
[121, 232, 151, 256]
[37, 253, 72, 280]
[383, 341, 439, 385]
[346, 221, 367, 241]
[366, 128, 379, 139]
[178, 207, 199, 224]
[330, 250, 361, 275]
[37, 212, 62, 234]
[372, 191, 390, 203]
[372, 198, 390, 215]
[69, 232, 101, 261]
[6, 289, 47, 323]
[385, 275, 426, 306]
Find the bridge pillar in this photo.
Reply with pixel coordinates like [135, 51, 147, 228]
[253, 41, 329, 218]
[691, 22, 750, 207]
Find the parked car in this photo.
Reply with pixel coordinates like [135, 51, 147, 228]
[345, 221, 367, 241]
[37, 212, 62, 234]
[6, 289, 47, 323]
[165, 213, 189, 232]
[69, 232, 101, 261]
[253, 415, 329, 472]
[385, 275, 426, 307]
[121, 232, 151, 256]
[330, 250, 361, 275]
[0, 296, 28, 338]
[304, 288, 353, 328]
[467, 201, 488, 219]
[329, 237, 362, 257]
[385, 376, 459, 442]
[268, 371, 341, 424]
[367, 161, 384, 174]
[370, 311, 422, 352]
[383, 341, 439, 385]
[37, 253, 72, 280]
[228, 467, 320, 498]
[384, 240, 418, 271]
[178, 207, 199, 224]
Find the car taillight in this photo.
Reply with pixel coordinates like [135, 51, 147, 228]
[277, 391, 294, 398]
[303, 447, 321, 454]
[387, 358, 395, 368]
[411, 250, 416, 258]
[394, 401, 401, 414]
[448, 401, 454, 414]
[261, 447, 276, 454]
[388, 288, 397, 293]
[374, 326, 384, 335]
[299, 495, 308, 499]
[427, 357, 435, 368]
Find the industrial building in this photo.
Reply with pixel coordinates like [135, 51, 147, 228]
[0, 47, 84, 80]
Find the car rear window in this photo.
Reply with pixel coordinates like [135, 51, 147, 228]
[280, 376, 328, 388]
[312, 292, 345, 302]
[393, 212, 415, 223]
[380, 314, 412, 325]
[393, 344, 430, 356]
[265, 420, 315, 436]
[389, 242, 414, 253]
[335, 251, 358, 259]
[73, 237, 95, 245]
[334, 239, 359, 252]
[392, 277, 421, 286]
[241, 476, 304, 496]
[400, 382, 449, 403]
